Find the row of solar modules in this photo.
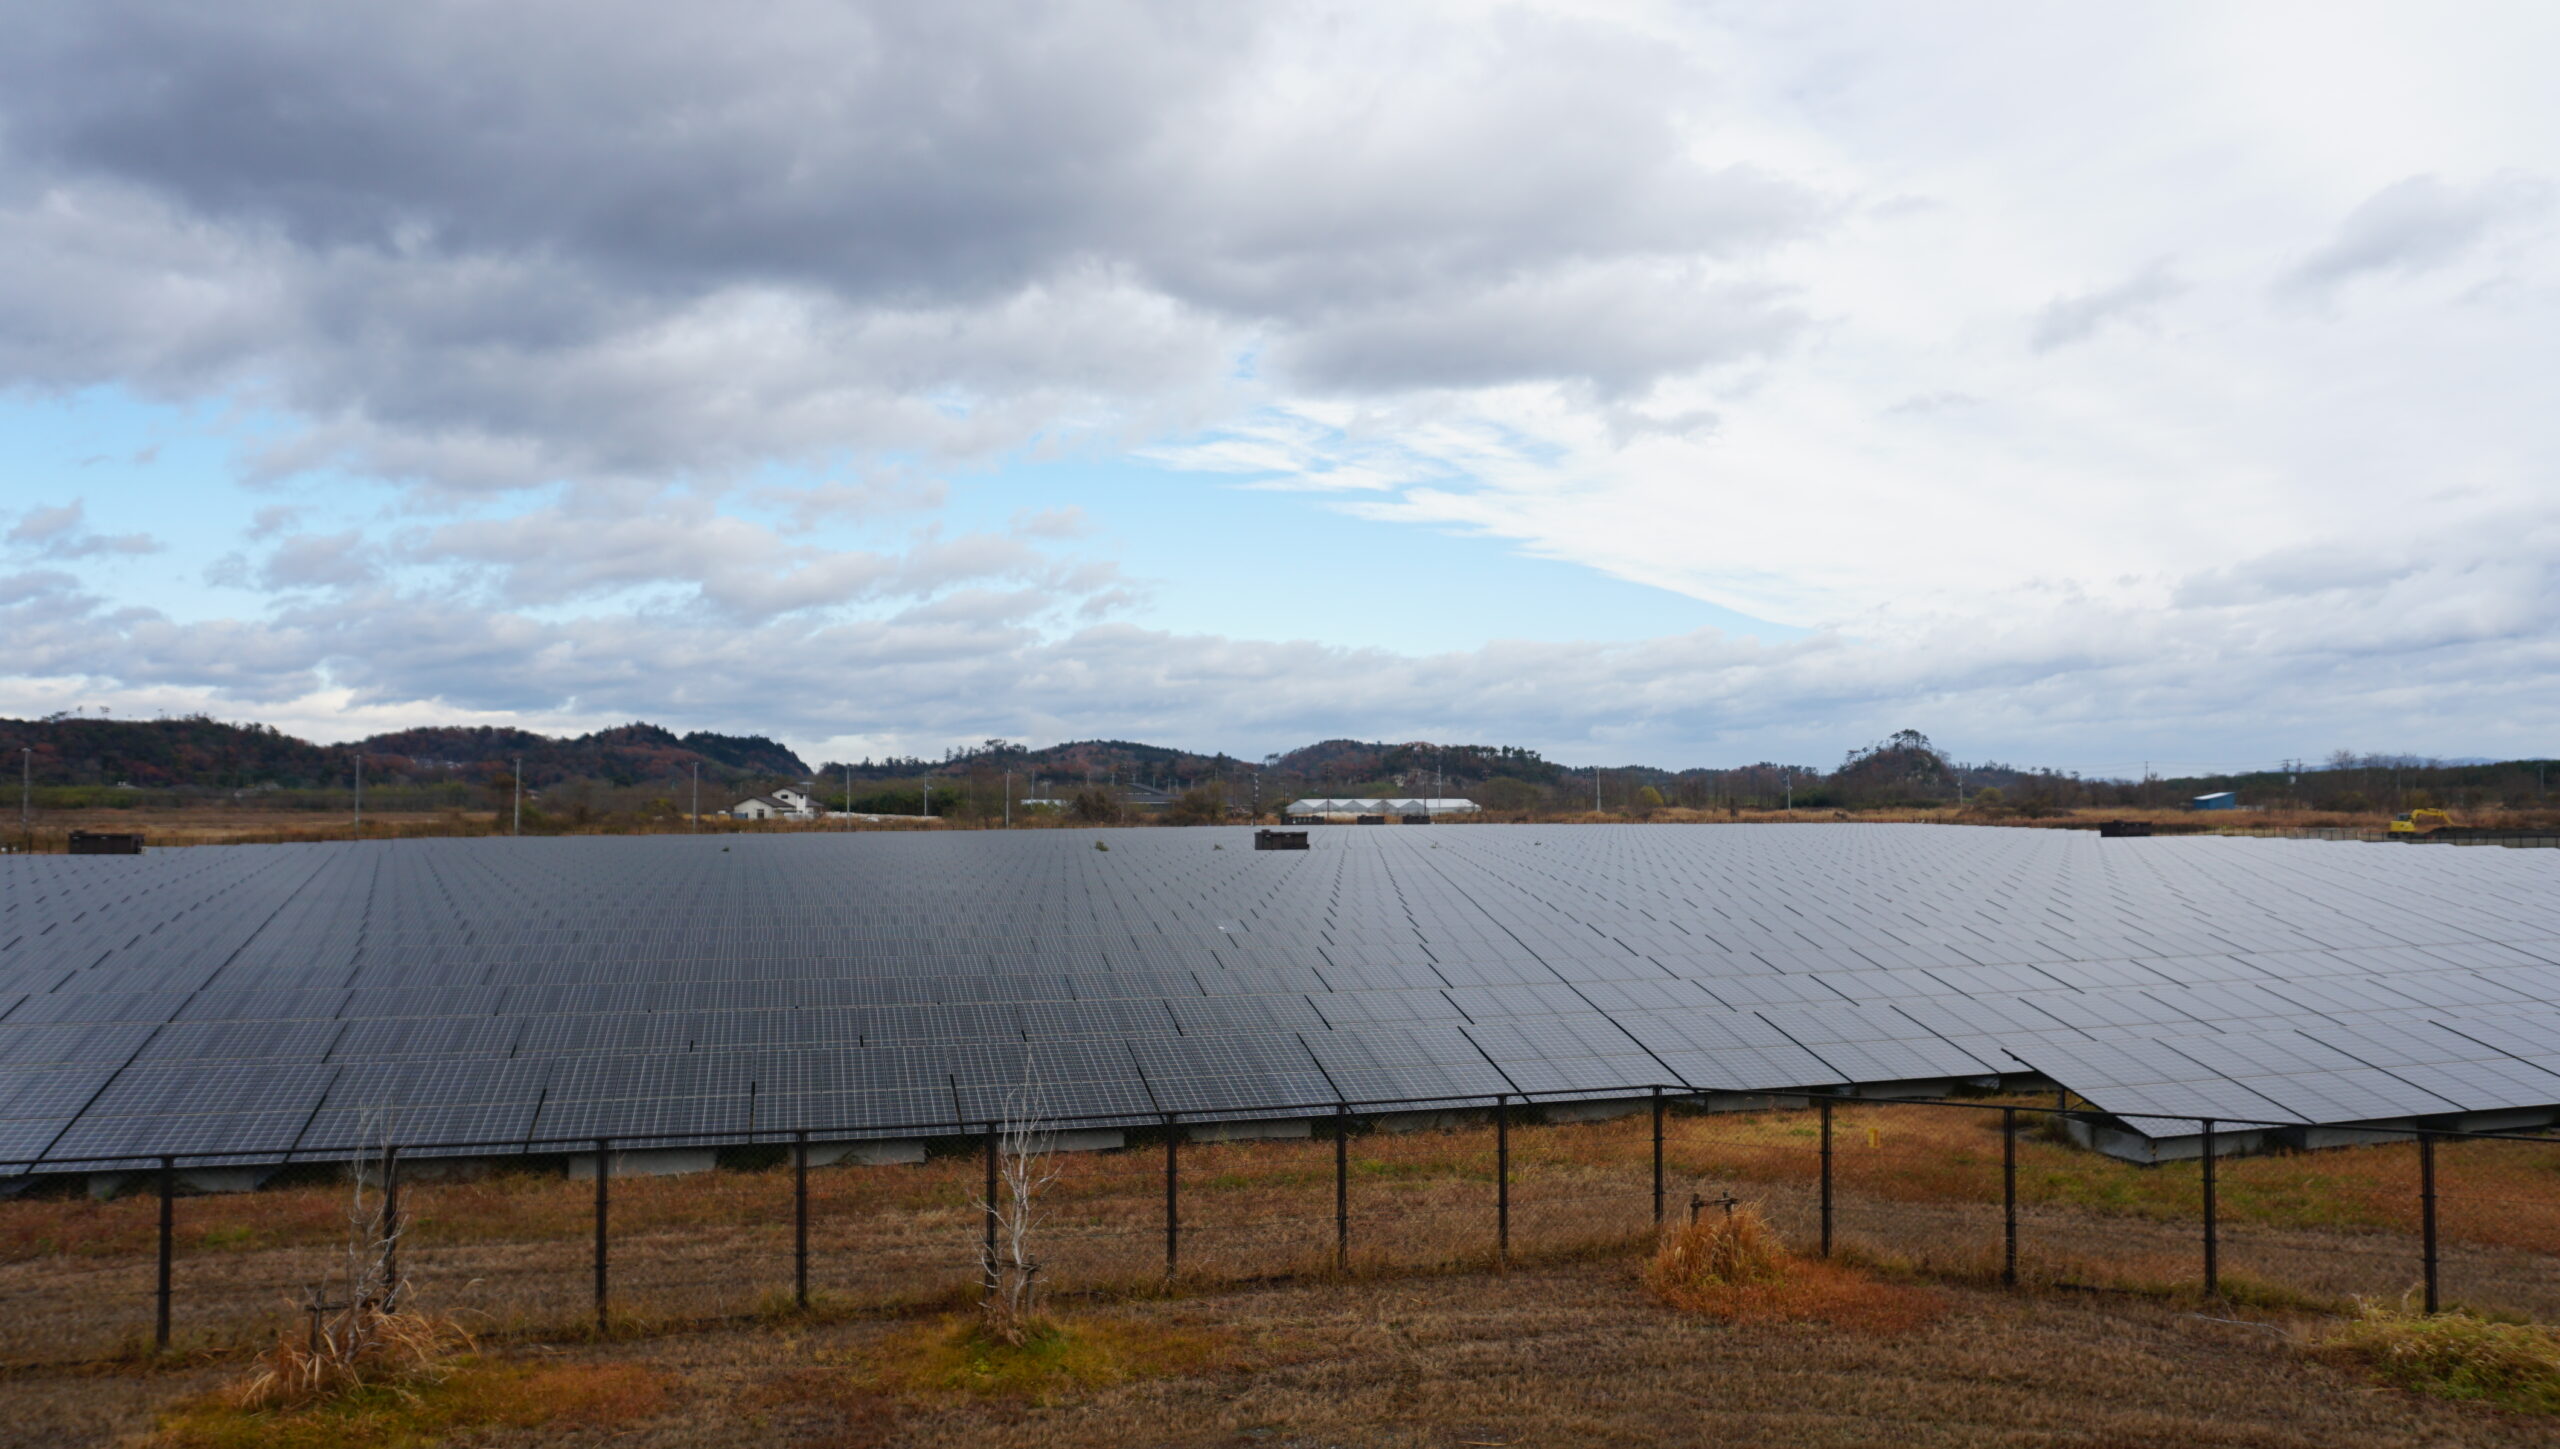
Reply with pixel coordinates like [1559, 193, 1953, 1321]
[31, 911, 2560, 995]
[9, 937, 2558, 1041]
[2012, 1011, 2560, 1130]
[0, 1003, 1958, 1170]
[14, 989, 2560, 1171]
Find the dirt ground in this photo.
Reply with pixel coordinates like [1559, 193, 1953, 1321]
[7, 1259, 2553, 1449]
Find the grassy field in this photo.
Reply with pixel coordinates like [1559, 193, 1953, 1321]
[11, 1257, 2559, 1449]
[9, 1099, 2559, 1369]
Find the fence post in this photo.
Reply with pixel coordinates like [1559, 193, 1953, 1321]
[155, 1156, 174, 1351]
[2001, 1107, 2017, 1288]
[1818, 1097, 1834, 1259]
[793, 1130, 809, 1311]
[382, 1144, 401, 1302]
[1651, 1086, 1665, 1228]
[2420, 1131, 2440, 1314]
[1163, 1113, 1179, 1279]
[981, 1122, 998, 1301]
[592, 1137, 610, 1335]
[1495, 1093, 1510, 1269]
[2201, 1119, 2218, 1297]
[1334, 1103, 1350, 1273]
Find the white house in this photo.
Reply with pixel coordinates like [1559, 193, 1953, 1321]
[728, 786, 823, 821]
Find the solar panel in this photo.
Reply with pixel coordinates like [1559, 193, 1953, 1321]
[3, 824, 2560, 1171]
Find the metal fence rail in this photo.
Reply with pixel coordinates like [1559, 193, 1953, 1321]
[5, 1086, 2556, 1366]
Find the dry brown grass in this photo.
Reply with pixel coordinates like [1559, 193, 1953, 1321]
[17, 1260, 2559, 1449]
[146, 1358, 672, 1449]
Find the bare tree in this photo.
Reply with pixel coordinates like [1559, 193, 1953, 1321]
[976, 1084, 1063, 1346]
[232, 1125, 465, 1409]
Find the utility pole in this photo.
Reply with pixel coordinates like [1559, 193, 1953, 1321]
[1004, 769, 1012, 828]
[22, 747, 31, 834]
[920, 774, 929, 823]
[691, 761, 699, 831]
[843, 764, 851, 826]
[512, 757, 522, 836]
[353, 754, 363, 834]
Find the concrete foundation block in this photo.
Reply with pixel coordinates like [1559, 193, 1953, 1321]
[346, 1155, 511, 1186]
[1033, 1129, 1124, 1154]
[1697, 1092, 1803, 1115]
[179, 1166, 275, 1194]
[1184, 1117, 1311, 1143]
[807, 1139, 927, 1167]
[1373, 1108, 1491, 1134]
[1849, 1078, 1978, 1101]
[1539, 1098, 1647, 1124]
[2291, 1123, 2415, 1151]
[567, 1147, 717, 1179]
[2070, 1118, 2273, 1165]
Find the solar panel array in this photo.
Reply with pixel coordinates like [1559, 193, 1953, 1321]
[5, 824, 2560, 1172]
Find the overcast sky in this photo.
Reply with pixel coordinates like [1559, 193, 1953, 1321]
[4, 1, 2556, 774]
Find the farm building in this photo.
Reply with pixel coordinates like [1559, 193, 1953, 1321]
[2189, 791, 2239, 811]
[4, 825, 2559, 1187]
[1284, 797, 1480, 819]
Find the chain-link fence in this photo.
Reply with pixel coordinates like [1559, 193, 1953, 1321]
[8, 1089, 2558, 1366]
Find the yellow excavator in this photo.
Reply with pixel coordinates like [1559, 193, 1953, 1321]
[2388, 808, 2452, 836]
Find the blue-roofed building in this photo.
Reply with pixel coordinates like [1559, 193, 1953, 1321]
[2189, 791, 2238, 810]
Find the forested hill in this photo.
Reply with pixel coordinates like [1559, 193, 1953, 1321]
[0, 716, 807, 790]
[4, 715, 2549, 817]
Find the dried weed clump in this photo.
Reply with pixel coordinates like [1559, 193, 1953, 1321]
[1644, 1206, 1941, 1333]
[2320, 1299, 2560, 1414]
[227, 1305, 473, 1412]
[155, 1361, 670, 1449]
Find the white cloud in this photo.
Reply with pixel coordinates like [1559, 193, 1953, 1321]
[7, 500, 162, 558]
[2030, 261, 2187, 352]
[2283, 173, 2549, 296]
[2, 1, 2558, 768]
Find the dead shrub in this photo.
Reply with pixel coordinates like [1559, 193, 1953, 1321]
[228, 1304, 473, 1412]
[1647, 1205, 1786, 1299]
[1644, 1206, 1942, 1333]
